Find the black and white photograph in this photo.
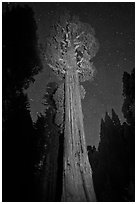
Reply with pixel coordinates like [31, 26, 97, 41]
[2, 1, 135, 202]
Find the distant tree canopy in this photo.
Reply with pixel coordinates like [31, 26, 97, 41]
[3, 4, 41, 124]
[32, 82, 61, 202]
[3, 4, 41, 91]
[88, 69, 135, 202]
[122, 68, 135, 126]
[2, 4, 50, 202]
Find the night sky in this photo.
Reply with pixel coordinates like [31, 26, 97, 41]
[10, 2, 135, 147]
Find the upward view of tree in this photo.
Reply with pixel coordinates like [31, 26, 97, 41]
[3, 3, 134, 202]
[45, 11, 99, 201]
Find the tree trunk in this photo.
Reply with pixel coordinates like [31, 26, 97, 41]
[61, 68, 96, 201]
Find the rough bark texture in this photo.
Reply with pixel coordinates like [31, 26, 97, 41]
[45, 12, 99, 201]
[61, 68, 96, 201]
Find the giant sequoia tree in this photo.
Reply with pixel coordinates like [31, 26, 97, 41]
[45, 12, 99, 201]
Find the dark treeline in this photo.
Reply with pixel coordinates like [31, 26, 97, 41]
[3, 3, 39, 201]
[2, 3, 135, 202]
[3, 3, 43, 201]
[3, 4, 62, 201]
[88, 68, 135, 201]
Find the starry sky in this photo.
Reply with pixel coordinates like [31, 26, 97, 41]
[12, 2, 135, 147]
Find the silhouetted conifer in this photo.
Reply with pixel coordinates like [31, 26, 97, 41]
[122, 68, 135, 126]
[2, 3, 42, 201]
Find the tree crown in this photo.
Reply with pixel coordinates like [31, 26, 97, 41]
[46, 11, 99, 82]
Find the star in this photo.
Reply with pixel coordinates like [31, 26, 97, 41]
[123, 58, 127, 61]
[116, 50, 120, 53]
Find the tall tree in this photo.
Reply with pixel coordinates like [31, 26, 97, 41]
[2, 4, 41, 201]
[93, 109, 133, 201]
[122, 69, 135, 200]
[24, 67, 61, 201]
[122, 68, 135, 168]
[122, 68, 135, 126]
[31, 82, 60, 202]
[45, 11, 99, 201]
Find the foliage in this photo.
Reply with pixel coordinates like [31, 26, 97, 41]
[45, 10, 99, 82]
[33, 92, 60, 201]
[111, 108, 121, 127]
[2, 4, 42, 201]
[23, 73, 57, 124]
[88, 68, 135, 201]
[88, 110, 132, 201]
[3, 4, 61, 202]
[53, 83, 65, 130]
[122, 68, 135, 126]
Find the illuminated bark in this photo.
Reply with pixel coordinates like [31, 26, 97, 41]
[46, 12, 99, 201]
[62, 68, 96, 201]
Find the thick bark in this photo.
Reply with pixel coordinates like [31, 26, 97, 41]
[61, 68, 96, 201]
